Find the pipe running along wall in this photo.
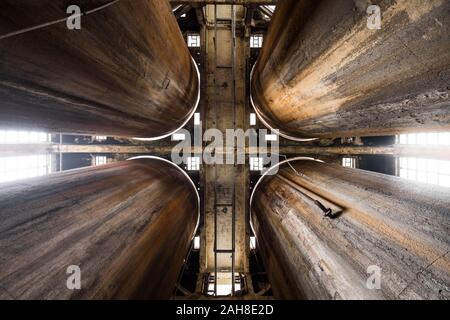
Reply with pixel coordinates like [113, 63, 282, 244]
[0, 0, 199, 139]
[0, 158, 199, 299]
[251, 0, 450, 140]
[250, 159, 450, 299]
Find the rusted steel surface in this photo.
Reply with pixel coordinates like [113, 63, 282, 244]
[0, 158, 198, 299]
[251, 159, 450, 299]
[0, 0, 198, 138]
[251, 0, 450, 139]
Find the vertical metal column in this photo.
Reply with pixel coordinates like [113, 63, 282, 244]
[213, 3, 218, 297]
[230, 4, 237, 297]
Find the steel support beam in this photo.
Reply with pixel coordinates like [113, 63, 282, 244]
[0, 1, 199, 139]
[251, 159, 450, 299]
[0, 158, 199, 299]
[2, 144, 449, 160]
[171, 1, 277, 5]
[251, 0, 450, 140]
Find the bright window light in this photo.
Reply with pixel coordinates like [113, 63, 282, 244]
[194, 113, 201, 125]
[398, 158, 450, 188]
[208, 283, 242, 296]
[250, 236, 256, 250]
[194, 236, 200, 250]
[94, 136, 107, 142]
[208, 282, 234, 296]
[250, 113, 257, 126]
[265, 134, 278, 142]
[0, 154, 51, 184]
[342, 157, 356, 168]
[187, 34, 200, 47]
[187, 157, 200, 171]
[95, 156, 107, 166]
[172, 133, 186, 141]
[207, 273, 241, 296]
[217, 284, 232, 296]
[396, 132, 450, 188]
[0, 130, 50, 144]
[250, 35, 263, 48]
[250, 157, 263, 171]
[397, 132, 450, 145]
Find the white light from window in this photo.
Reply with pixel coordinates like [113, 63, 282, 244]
[208, 283, 234, 296]
[265, 134, 278, 142]
[172, 133, 186, 141]
[0, 154, 51, 184]
[207, 273, 241, 296]
[95, 156, 107, 166]
[398, 157, 450, 188]
[397, 132, 450, 146]
[187, 34, 200, 47]
[0, 130, 50, 144]
[217, 284, 232, 296]
[194, 236, 200, 250]
[194, 113, 201, 125]
[342, 157, 356, 168]
[250, 35, 263, 48]
[187, 157, 200, 171]
[250, 236, 256, 250]
[94, 136, 107, 142]
[266, 5, 276, 13]
[208, 283, 241, 296]
[250, 157, 263, 171]
[250, 113, 257, 126]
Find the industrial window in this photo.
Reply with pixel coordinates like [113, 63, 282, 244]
[342, 157, 356, 168]
[396, 132, 450, 188]
[94, 136, 107, 142]
[193, 236, 200, 250]
[172, 133, 186, 141]
[250, 157, 263, 171]
[207, 273, 241, 296]
[249, 113, 257, 126]
[265, 134, 278, 142]
[397, 158, 450, 188]
[0, 130, 52, 184]
[0, 154, 51, 184]
[250, 35, 263, 48]
[187, 34, 200, 48]
[266, 5, 276, 13]
[187, 156, 200, 171]
[0, 130, 50, 143]
[249, 236, 256, 250]
[94, 156, 107, 166]
[210, 283, 240, 296]
[194, 113, 201, 125]
[397, 132, 450, 145]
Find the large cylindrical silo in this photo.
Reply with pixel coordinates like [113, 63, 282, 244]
[0, 0, 199, 139]
[0, 157, 199, 299]
[251, 0, 450, 140]
[251, 159, 450, 299]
